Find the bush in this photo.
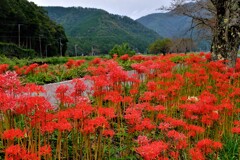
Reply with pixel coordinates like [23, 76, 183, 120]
[109, 43, 136, 57]
[0, 42, 36, 58]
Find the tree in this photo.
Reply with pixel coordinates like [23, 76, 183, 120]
[109, 43, 136, 57]
[149, 39, 172, 55]
[170, 38, 197, 53]
[0, 0, 68, 57]
[165, 0, 240, 68]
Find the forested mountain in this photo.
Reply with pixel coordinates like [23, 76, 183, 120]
[137, 7, 211, 51]
[44, 7, 161, 55]
[137, 13, 192, 38]
[0, 0, 68, 57]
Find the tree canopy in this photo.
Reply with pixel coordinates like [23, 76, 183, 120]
[109, 43, 136, 57]
[0, 0, 68, 57]
[149, 39, 172, 55]
[166, 0, 240, 67]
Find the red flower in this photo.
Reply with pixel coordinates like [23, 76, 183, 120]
[136, 135, 150, 146]
[167, 130, 186, 140]
[120, 54, 129, 60]
[98, 107, 116, 119]
[2, 128, 25, 140]
[39, 145, 52, 156]
[232, 127, 240, 134]
[0, 64, 9, 74]
[135, 141, 168, 160]
[189, 147, 205, 160]
[103, 129, 115, 137]
[196, 139, 222, 154]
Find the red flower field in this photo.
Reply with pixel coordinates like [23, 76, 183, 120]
[0, 53, 239, 159]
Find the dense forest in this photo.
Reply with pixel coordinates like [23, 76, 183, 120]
[0, 0, 68, 57]
[44, 7, 161, 55]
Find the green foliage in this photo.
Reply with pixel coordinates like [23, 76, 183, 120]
[219, 135, 240, 160]
[0, 0, 68, 57]
[0, 42, 36, 58]
[44, 7, 161, 55]
[109, 43, 135, 57]
[148, 39, 172, 55]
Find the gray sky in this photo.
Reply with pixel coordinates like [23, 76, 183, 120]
[28, 0, 172, 19]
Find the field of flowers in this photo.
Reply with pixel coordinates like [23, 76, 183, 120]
[0, 53, 240, 159]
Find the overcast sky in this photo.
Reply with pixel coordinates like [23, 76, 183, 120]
[28, 0, 172, 19]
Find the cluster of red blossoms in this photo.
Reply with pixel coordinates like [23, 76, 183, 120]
[0, 53, 240, 159]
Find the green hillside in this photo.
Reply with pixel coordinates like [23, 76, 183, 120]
[0, 0, 68, 57]
[44, 7, 161, 55]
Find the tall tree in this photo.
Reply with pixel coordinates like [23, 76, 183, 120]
[165, 0, 240, 68]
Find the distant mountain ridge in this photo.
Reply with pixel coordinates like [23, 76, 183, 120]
[44, 7, 161, 54]
[137, 12, 192, 38]
[137, 6, 211, 51]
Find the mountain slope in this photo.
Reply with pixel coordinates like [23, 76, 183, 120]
[137, 8, 211, 51]
[0, 0, 68, 57]
[44, 7, 161, 54]
[137, 12, 192, 38]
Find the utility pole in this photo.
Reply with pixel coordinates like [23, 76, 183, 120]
[39, 35, 42, 58]
[75, 44, 78, 57]
[45, 44, 51, 58]
[18, 24, 23, 47]
[59, 38, 62, 57]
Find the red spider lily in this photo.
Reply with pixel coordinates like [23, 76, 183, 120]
[14, 65, 25, 75]
[136, 135, 150, 146]
[39, 144, 52, 156]
[21, 83, 46, 94]
[55, 119, 72, 132]
[167, 130, 186, 141]
[176, 140, 188, 149]
[0, 64, 9, 74]
[134, 118, 156, 131]
[232, 127, 240, 134]
[41, 121, 57, 134]
[131, 63, 149, 74]
[70, 103, 93, 119]
[102, 129, 115, 137]
[56, 85, 74, 104]
[0, 92, 16, 112]
[5, 145, 39, 160]
[0, 71, 21, 91]
[124, 108, 142, 125]
[120, 54, 129, 60]
[189, 147, 205, 160]
[71, 78, 86, 97]
[24, 63, 39, 75]
[5, 145, 22, 159]
[82, 116, 109, 134]
[158, 122, 172, 131]
[135, 141, 168, 160]
[16, 96, 52, 115]
[147, 81, 157, 91]
[2, 128, 25, 140]
[65, 59, 85, 69]
[169, 151, 179, 160]
[104, 91, 122, 103]
[139, 92, 154, 101]
[232, 121, 240, 134]
[196, 139, 222, 154]
[165, 117, 187, 128]
[91, 57, 102, 65]
[185, 124, 205, 137]
[98, 107, 116, 119]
